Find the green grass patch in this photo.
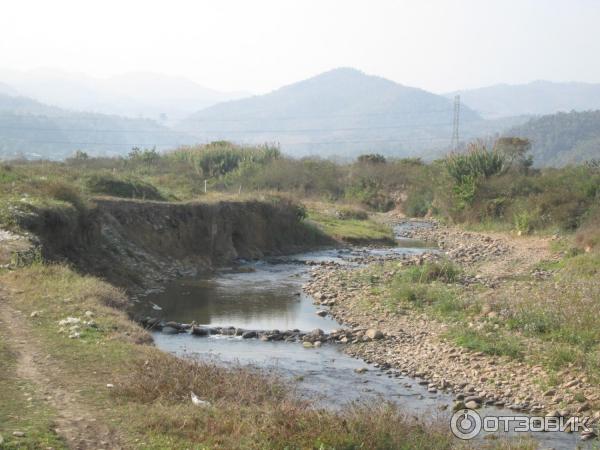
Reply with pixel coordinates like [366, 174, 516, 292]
[401, 260, 461, 283]
[308, 210, 395, 245]
[84, 173, 166, 201]
[445, 328, 524, 359]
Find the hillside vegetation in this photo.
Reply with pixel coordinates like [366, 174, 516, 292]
[178, 68, 483, 158]
[507, 110, 600, 166]
[0, 93, 193, 160]
[1, 139, 598, 250]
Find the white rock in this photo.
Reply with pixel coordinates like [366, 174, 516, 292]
[191, 391, 211, 407]
[58, 317, 81, 326]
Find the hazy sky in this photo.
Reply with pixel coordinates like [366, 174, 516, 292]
[1, 0, 599, 94]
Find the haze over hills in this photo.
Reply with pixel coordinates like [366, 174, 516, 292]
[506, 110, 600, 167]
[178, 68, 484, 158]
[0, 93, 193, 160]
[0, 66, 599, 164]
[0, 81, 17, 96]
[0, 68, 247, 124]
[448, 81, 600, 119]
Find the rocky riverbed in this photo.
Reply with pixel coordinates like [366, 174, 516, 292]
[304, 219, 599, 439]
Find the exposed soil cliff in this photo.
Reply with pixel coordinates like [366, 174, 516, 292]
[14, 197, 332, 293]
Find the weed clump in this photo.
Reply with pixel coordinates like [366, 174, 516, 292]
[85, 174, 165, 200]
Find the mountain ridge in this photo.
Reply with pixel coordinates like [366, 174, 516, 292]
[178, 67, 482, 158]
[447, 80, 600, 119]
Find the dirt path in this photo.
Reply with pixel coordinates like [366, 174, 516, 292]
[397, 220, 554, 279]
[0, 290, 123, 450]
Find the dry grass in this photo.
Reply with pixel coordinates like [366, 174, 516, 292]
[0, 263, 461, 449]
[115, 352, 456, 449]
[117, 352, 291, 406]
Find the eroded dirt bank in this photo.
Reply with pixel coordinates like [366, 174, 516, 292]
[12, 198, 332, 293]
[305, 220, 600, 433]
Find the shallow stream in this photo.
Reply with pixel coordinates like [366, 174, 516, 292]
[134, 224, 588, 448]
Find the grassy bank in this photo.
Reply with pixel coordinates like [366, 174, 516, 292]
[0, 263, 463, 449]
[306, 203, 395, 245]
[341, 242, 600, 384]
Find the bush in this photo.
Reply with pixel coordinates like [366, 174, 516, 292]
[357, 153, 387, 164]
[128, 147, 161, 164]
[85, 174, 165, 200]
[334, 206, 368, 220]
[403, 261, 461, 283]
[576, 208, 600, 251]
[445, 141, 508, 185]
[169, 142, 281, 178]
[404, 188, 433, 217]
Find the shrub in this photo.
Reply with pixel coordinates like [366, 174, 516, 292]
[334, 206, 368, 220]
[170, 142, 281, 178]
[404, 188, 433, 217]
[403, 261, 461, 283]
[445, 141, 508, 185]
[128, 147, 161, 164]
[85, 174, 165, 200]
[576, 210, 600, 251]
[357, 153, 387, 164]
[514, 209, 534, 234]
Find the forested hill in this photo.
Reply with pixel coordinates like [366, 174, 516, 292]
[506, 110, 600, 166]
[178, 68, 482, 158]
[0, 94, 192, 160]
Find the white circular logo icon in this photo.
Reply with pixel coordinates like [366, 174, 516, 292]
[450, 409, 482, 440]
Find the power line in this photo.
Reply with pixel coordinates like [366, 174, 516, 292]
[0, 135, 451, 149]
[0, 106, 457, 124]
[0, 121, 456, 135]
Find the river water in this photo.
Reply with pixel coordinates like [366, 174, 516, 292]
[134, 224, 589, 448]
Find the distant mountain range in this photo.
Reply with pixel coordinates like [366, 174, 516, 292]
[506, 110, 600, 167]
[178, 68, 483, 158]
[0, 93, 193, 160]
[0, 69, 247, 124]
[448, 81, 600, 119]
[0, 67, 599, 164]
